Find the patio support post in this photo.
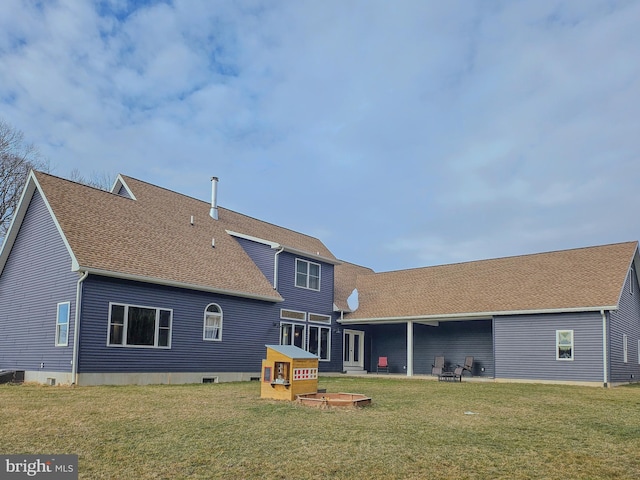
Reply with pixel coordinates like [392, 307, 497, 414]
[601, 309, 608, 387]
[406, 320, 414, 376]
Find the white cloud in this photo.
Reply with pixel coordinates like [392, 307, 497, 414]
[1, 0, 639, 271]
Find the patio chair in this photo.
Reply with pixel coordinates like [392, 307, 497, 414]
[460, 356, 474, 374]
[438, 356, 474, 382]
[377, 356, 389, 374]
[431, 356, 445, 376]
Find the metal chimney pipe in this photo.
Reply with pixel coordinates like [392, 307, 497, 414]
[210, 177, 219, 220]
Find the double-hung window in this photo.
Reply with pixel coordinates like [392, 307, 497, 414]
[55, 302, 70, 347]
[295, 259, 320, 291]
[108, 303, 172, 348]
[203, 304, 223, 341]
[556, 330, 574, 360]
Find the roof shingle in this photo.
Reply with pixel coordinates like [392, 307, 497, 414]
[34, 172, 335, 301]
[344, 241, 637, 320]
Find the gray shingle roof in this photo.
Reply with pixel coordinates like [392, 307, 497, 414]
[33, 171, 336, 301]
[343, 241, 637, 321]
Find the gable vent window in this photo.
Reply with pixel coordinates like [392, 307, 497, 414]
[295, 259, 321, 291]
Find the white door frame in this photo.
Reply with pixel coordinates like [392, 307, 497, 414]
[343, 329, 365, 369]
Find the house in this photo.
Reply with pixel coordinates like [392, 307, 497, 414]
[338, 241, 640, 386]
[0, 171, 638, 386]
[0, 171, 342, 385]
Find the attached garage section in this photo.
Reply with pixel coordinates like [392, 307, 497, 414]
[494, 312, 604, 384]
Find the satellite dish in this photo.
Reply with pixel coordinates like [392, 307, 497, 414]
[347, 288, 359, 311]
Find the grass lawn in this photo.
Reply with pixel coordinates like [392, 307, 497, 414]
[1, 377, 639, 479]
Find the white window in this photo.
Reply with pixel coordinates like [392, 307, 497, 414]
[203, 304, 223, 341]
[55, 302, 70, 347]
[108, 303, 172, 348]
[280, 323, 305, 349]
[623, 334, 628, 363]
[295, 259, 320, 291]
[308, 313, 331, 324]
[556, 330, 574, 361]
[308, 325, 331, 361]
[280, 309, 306, 321]
[278, 309, 332, 360]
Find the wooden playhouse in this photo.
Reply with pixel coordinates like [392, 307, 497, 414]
[260, 345, 319, 401]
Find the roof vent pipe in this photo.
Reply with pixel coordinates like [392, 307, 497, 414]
[210, 177, 219, 220]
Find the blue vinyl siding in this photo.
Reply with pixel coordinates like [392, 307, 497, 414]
[117, 185, 131, 198]
[234, 237, 274, 285]
[494, 312, 604, 382]
[277, 252, 334, 314]
[78, 274, 343, 374]
[370, 320, 493, 376]
[79, 276, 281, 373]
[276, 252, 341, 371]
[369, 324, 406, 374]
[233, 241, 342, 370]
[609, 268, 640, 383]
[0, 190, 77, 372]
[413, 320, 493, 376]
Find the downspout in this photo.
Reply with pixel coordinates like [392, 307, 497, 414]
[273, 246, 284, 289]
[406, 320, 414, 377]
[601, 309, 608, 388]
[71, 271, 89, 385]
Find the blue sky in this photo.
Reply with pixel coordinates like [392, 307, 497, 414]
[1, 0, 639, 272]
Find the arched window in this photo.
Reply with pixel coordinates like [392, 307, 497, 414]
[203, 304, 223, 341]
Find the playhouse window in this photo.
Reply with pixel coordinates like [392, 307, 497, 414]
[55, 302, 70, 347]
[556, 330, 573, 360]
[108, 303, 172, 348]
[295, 259, 320, 290]
[280, 323, 305, 349]
[203, 304, 223, 341]
[308, 325, 331, 361]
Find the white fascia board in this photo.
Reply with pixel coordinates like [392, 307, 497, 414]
[277, 245, 341, 265]
[226, 229, 341, 265]
[0, 171, 80, 274]
[110, 174, 137, 200]
[225, 230, 279, 248]
[77, 267, 284, 303]
[339, 305, 619, 325]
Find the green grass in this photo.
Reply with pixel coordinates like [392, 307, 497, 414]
[1, 377, 639, 479]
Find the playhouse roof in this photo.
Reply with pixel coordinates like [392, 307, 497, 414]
[266, 344, 320, 359]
